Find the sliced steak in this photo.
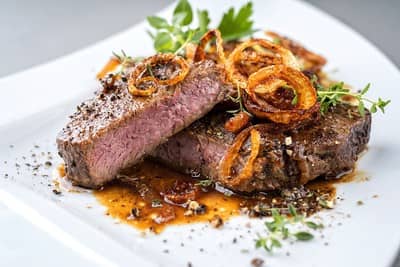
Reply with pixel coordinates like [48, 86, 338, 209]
[151, 105, 371, 193]
[57, 60, 230, 188]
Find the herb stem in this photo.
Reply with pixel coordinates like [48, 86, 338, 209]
[174, 30, 194, 55]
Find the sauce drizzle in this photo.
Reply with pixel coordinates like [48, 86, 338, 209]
[93, 161, 344, 233]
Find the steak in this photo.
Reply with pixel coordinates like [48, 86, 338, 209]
[57, 60, 230, 188]
[151, 105, 371, 193]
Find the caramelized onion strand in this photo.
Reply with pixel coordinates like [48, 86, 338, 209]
[219, 128, 261, 186]
[193, 29, 226, 64]
[128, 53, 189, 96]
[244, 65, 318, 124]
[225, 38, 300, 88]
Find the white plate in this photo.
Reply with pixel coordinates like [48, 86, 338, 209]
[0, 0, 399, 266]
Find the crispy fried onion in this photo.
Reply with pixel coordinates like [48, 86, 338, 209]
[128, 53, 189, 96]
[219, 127, 261, 186]
[193, 29, 226, 64]
[225, 39, 300, 88]
[244, 65, 318, 124]
[265, 31, 327, 72]
[224, 111, 251, 133]
[96, 57, 121, 80]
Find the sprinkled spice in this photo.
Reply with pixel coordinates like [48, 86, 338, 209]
[44, 161, 53, 168]
[251, 258, 264, 267]
[52, 189, 62, 195]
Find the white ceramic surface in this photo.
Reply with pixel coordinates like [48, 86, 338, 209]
[0, 0, 399, 266]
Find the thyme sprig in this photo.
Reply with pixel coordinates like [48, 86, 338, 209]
[195, 179, 214, 187]
[255, 204, 323, 252]
[313, 78, 391, 116]
[227, 85, 252, 116]
[112, 49, 142, 75]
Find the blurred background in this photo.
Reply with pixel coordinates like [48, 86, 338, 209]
[0, 0, 399, 78]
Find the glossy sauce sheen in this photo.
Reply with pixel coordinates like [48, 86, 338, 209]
[94, 161, 354, 233]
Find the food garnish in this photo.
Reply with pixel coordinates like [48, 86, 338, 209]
[255, 204, 323, 252]
[217, 2, 257, 42]
[315, 80, 391, 116]
[97, 50, 141, 80]
[265, 31, 327, 72]
[244, 65, 318, 124]
[96, 57, 120, 80]
[224, 111, 251, 133]
[219, 127, 261, 186]
[195, 179, 214, 187]
[147, 0, 257, 54]
[226, 38, 300, 88]
[193, 29, 226, 64]
[128, 53, 189, 96]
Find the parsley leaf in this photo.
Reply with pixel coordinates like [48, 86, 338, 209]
[217, 2, 257, 41]
[147, 16, 170, 29]
[154, 32, 175, 52]
[197, 9, 210, 33]
[173, 0, 193, 26]
[147, 0, 256, 53]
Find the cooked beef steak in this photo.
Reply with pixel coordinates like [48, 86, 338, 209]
[151, 105, 371, 192]
[57, 60, 230, 188]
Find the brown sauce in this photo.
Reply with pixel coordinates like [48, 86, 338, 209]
[92, 160, 359, 233]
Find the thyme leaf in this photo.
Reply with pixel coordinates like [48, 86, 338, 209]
[111, 49, 141, 75]
[195, 179, 214, 187]
[255, 204, 322, 253]
[313, 77, 391, 116]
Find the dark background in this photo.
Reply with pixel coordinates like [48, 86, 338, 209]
[0, 0, 399, 266]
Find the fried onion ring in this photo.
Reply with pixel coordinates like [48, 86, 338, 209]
[219, 127, 261, 186]
[225, 39, 300, 88]
[128, 53, 189, 96]
[193, 29, 226, 64]
[244, 65, 318, 124]
[265, 31, 327, 72]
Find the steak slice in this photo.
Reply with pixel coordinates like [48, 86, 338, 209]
[57, 60, 230, 188]
[151, 105, 371, 193]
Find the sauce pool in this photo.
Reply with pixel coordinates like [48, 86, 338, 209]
[92, 161, 345, 233]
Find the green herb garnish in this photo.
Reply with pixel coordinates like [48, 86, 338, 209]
[147, 0, 257, 54]
[195, 179, 214, 187]
[111, 50, 142, 75]
[255, 205, 323, 252]
[217, 2, 257, 42]
[314, 78, 391, 116]
[151, 199, 163, 208]
[147, 0, 209, 53]
[227, 84, 252, 116]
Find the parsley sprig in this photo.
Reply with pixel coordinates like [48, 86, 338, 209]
[147, 0, 257, 54]
[255, 205, 323, 252]
[217, 2, 257, 41]
[314, 78, 391, 116]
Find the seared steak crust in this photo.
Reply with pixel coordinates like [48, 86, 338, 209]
[152, 105, 371, 192]
[57, 60, 230, 188]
